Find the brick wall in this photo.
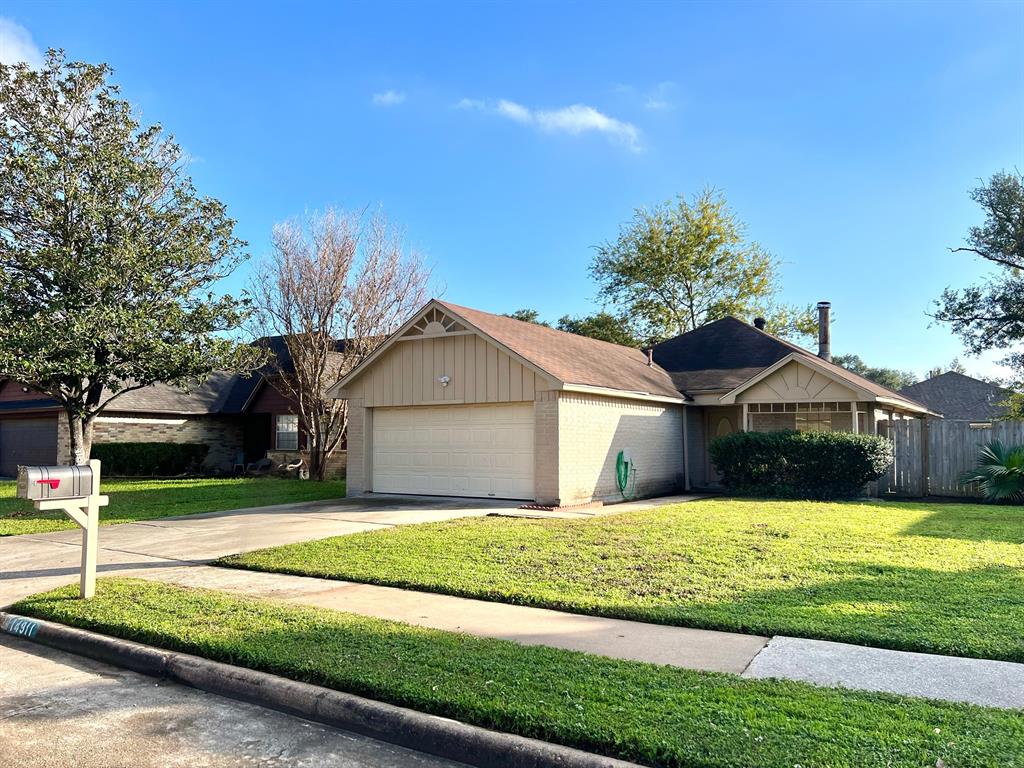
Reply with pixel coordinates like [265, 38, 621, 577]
[533, 391, 560, 504]
[684, 405, 706, 489]
[59, 411, 243, 473]
[556, 392, 683, 505]
[345, 400, 369, 495]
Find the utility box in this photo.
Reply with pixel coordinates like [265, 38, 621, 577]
[17, 464, 96, 502]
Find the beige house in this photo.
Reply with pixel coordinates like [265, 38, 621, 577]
[329, 299, 931, 507]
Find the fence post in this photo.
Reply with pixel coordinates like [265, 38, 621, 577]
[920, 418, 929, 497]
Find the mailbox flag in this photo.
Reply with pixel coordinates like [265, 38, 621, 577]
[37, 478, 60, 490]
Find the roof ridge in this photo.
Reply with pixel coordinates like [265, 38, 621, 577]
[436, 300, 647, 355]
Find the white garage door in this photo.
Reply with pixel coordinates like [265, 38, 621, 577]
[372, 403, 534, 499]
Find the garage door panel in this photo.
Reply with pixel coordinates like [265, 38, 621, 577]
[0, 417, 59, 477]
[373, 404, 533, 500]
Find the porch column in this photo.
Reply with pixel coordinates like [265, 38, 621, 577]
[851, 402, 859, 434]
[741, 403, 749, 431]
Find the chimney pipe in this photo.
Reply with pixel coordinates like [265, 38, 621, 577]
[645, 348, 653, 366]
[753, 317, 766, 330]
[817, 301, 831, 362]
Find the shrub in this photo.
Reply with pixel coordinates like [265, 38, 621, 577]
[709, 430, 893, 500]
[91, 442, 210, 477]
[959, 441, 1024, 503]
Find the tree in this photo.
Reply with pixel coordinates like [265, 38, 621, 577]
[251, 209, 430, 480]
[504, 309, 549, 326]
[0, 52, 260, 463]
[591, 189, 816, 345]
[556, 312, 641, 347]
[934, 171, 1024, 379]
[833, 354, 917, 391]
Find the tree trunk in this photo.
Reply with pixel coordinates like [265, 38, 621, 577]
[308, 444, 326, 481]
[66, 411, 95, 465]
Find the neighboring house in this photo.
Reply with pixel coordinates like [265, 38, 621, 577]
[0, 336, 347, 477]
[328, 299, 932, 507]
[899, 371, 1013, 425]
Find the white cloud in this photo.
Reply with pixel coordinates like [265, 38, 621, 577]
[371, 90, 406, 107]
[643, 81, 676, 111]
[496, 99, 532, 124]
[0, 18, 43, 68]
[454, 97, 485, 110]
[461, 97, 640, 150]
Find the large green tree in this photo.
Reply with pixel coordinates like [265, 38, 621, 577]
[832, 354, 917, 391]
[0, 52, 260, 463]
[591, 190, 816, 345]
[934, 171, 1024, 378]
[556, 312, 641, 347]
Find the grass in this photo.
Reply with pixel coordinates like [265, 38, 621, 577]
[13, 578, 1024, 768]
[0, 477, 346, 536]
[220, 497, 1024, 662]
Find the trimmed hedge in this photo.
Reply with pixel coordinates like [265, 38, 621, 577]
[709, 430, 893, 500]
[91, 442, 210, 477]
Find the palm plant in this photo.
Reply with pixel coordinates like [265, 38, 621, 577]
[960, 441, 1024, 503]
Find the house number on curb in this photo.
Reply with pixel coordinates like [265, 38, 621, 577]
[0, 615, 40, 639]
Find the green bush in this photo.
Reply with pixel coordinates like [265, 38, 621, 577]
[960, 441, 1024, 503]
[91, 442, 210, 477]
[709, 430, 893, 499]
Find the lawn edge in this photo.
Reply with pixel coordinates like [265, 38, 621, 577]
[0, 610, 640, 768]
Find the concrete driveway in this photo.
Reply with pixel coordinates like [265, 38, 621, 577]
[0, 494, 517, 607]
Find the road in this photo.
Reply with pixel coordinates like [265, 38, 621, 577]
[0, 634, 465, 768]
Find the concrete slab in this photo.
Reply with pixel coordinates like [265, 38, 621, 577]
[744, 636, 1024, 710]
[0, 634, 463, 768]
[137, 566, 768, 675]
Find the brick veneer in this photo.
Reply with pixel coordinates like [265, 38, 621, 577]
[58, 410, 243, 473]
[553, 392, 683, 505]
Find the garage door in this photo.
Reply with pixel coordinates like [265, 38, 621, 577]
[0, 418, 58, 477]
[372, 404, 534, 499]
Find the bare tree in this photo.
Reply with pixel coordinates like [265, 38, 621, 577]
[251, 209, 431, 480]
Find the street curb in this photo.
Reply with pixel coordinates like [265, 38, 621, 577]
[1, 612, 641, 768]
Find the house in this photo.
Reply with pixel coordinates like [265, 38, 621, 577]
[899, 371, 1012, 425]
[328, 299, 932, 507]
[0, 336, 347, 477]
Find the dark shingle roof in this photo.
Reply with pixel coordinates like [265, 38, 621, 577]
[438, 301, 682, 399]
[652, 317, 929, 409]
[899, 372, 1012, 421]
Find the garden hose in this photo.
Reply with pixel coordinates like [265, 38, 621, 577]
[616, 450, 637, 500]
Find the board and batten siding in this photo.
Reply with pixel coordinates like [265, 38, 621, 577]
[342, 334, 552, 407]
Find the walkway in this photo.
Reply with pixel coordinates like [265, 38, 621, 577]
[3, 493, 1022, 710]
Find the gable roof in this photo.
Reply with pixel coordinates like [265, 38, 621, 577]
[653, 316, 931, 411]
[332, 299, 682, 401]
[436, 301, 682, 400]
[899, 372, 1012, 421]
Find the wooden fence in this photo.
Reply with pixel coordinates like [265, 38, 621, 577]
[877, 419, 1024, 497]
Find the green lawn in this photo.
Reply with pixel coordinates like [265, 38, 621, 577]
[0, 477, 346, 536]
[14, 579, 1023, 768]
[220, 497, 1024, 662]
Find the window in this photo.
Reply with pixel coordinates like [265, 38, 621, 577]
[276, 414, 299, 450]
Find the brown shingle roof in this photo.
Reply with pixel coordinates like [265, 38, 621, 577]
[437, 301, 682, 399]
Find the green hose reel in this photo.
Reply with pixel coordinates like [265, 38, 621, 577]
[616, 449, 637, 500]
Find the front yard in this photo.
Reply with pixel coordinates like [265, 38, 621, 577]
[14, 579, 1023, 768]
[0, 477, 347, 536]
[221, 497, 1024, 662]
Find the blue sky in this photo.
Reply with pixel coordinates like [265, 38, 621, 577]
[2, 1, 1022, 379]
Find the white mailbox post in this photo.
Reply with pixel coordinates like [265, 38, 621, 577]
[16, 459, 108, 598]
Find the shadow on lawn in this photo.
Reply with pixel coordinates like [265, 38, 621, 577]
[898, 503, 1024, 545]
[637, 560, 1024, 662]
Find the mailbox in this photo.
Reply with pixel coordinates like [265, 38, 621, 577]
[17, 464, 95, 502]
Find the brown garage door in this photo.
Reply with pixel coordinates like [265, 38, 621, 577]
[0, 418, 58, 477]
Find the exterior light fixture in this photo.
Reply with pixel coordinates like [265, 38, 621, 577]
[438, 375, 451, 387]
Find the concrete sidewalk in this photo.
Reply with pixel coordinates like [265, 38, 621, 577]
[4, 492, 1022, 711]
[132, 565, 1024, 710]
